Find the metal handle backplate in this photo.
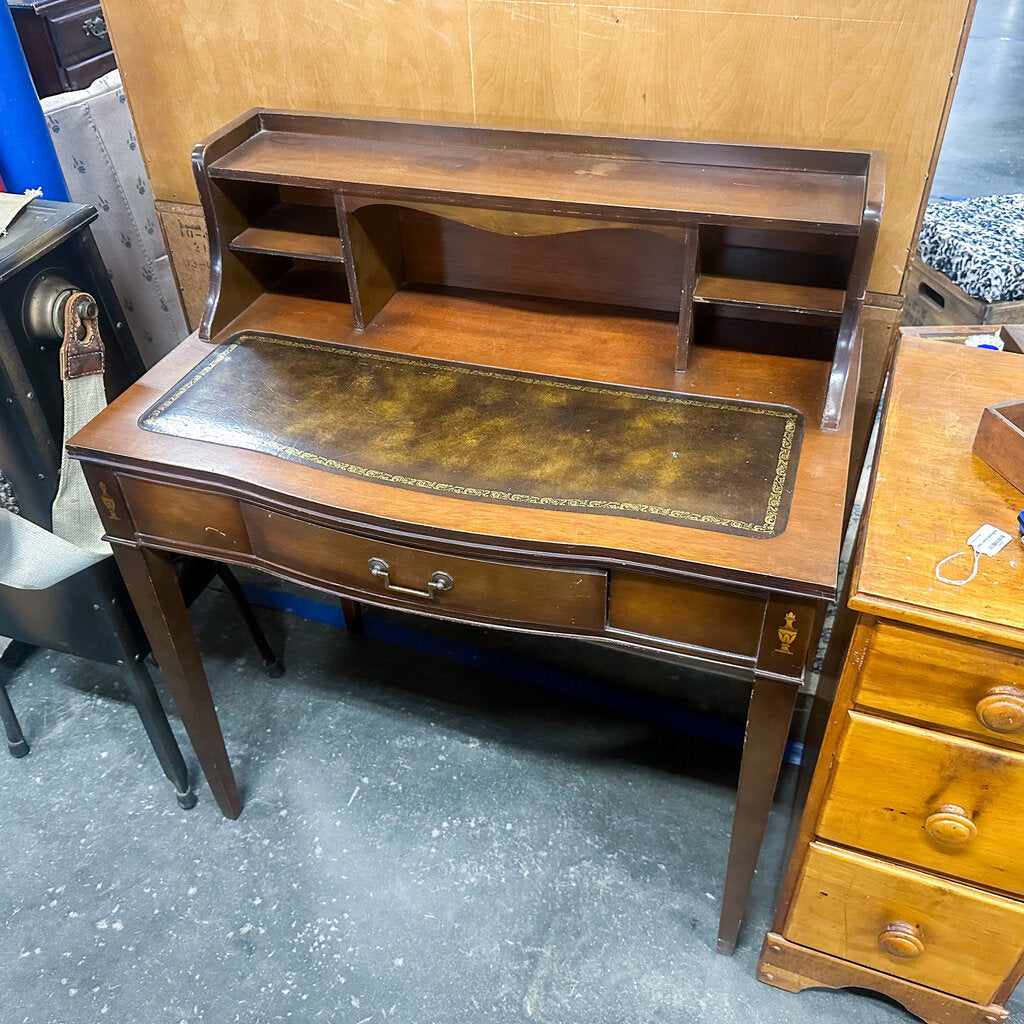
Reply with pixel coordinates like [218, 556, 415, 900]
[82, 16, 108, 37]
[367, 557, 453, 600]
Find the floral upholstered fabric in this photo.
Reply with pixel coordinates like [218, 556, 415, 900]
[918, 194, 1024, 303]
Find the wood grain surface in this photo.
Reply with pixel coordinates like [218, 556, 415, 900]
[245, 507, 608, 630]
[207, 122, 868, 231]
[785, 842, 1024, 1005]
[758, 933, 1010, 1024]
[100, 0, 976, 294]
[68, 287, 857, 598]
[608, 571, 764, 658]
[855, 621, 1024, 752]
[853, 337, 1024, 648]
[817, 711, 1024, 896]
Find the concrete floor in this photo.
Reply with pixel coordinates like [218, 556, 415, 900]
[3, 3, 1023, 1022]
[933, 0, 1024, 198]
[2, 585, 916, 1024]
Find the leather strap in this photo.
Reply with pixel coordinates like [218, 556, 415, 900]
[60, 291, 105, 381]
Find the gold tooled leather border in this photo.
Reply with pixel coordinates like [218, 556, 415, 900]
[141, 332, 803, 536]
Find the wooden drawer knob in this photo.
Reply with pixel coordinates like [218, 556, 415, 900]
[878, 922, 925, 960]
[924, 804, 978, 846]
[976, 686, 1024, 734]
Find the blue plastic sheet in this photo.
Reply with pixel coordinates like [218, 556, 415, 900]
[0, 5, 69, 200]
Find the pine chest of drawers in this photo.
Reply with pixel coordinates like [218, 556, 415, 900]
[759, 334, 1024, 1024]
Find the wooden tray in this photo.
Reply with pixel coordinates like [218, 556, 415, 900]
[974, 397, 1024, 495]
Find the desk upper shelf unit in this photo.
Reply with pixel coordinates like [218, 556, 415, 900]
[195, 109, 883, 430]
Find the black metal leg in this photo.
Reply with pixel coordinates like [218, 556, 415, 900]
[99, 576, 197, 810]
[213, 565, 285, 677]
[0, 641, 33, 757]
[0, 681, 28, 756]
[120, 655, 197, 810]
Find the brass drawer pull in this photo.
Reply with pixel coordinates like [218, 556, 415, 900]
[367, 557, 453, 600]
[976, 686, 1024, 734]
[924, 804, 978, 846]
[878, 921, 925, 960]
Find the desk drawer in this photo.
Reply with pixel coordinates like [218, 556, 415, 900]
[64, 49, 115, 90]
[48, 4, 109, 67]
[243, 508, 607, 631]
[608, 571, 763, 658]
[119, 477, 251, 554]
[855, 622, 1024, 751]
[817, 712, 1024, 895]
[785, 842, 1024, 1005]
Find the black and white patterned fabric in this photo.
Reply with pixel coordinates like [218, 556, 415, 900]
[0, 472, 19, 516]
[918, 194, 1024, 303]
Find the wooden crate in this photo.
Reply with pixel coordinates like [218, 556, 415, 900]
[903, 255, 1024, 326]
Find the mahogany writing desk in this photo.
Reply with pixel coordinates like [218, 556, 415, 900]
[68, 111, 882, 953]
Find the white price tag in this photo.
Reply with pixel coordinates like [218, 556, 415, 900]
[968, 524, 1012, 558]
[936, 524, 1012, 586]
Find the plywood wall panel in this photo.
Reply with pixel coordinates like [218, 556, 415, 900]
[469, 2, 581, 127]
[101, 0, 973, 295]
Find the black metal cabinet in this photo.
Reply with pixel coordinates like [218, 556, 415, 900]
[0, 201, 199, 807]
[8, 0, 115, 98]
[0, 200, 142, 663]
[0, 201, 281, 807]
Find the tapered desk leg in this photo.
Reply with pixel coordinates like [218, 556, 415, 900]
[339, 597, 364, 634]
[113, 543, 241, 819]
[717, 675, 799, 955]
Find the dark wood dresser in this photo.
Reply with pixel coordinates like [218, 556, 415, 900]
[9, 0, 115, 97]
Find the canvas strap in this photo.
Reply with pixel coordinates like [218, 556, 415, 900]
[0, 293, 111, 655]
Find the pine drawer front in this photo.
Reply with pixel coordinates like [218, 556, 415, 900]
[855, 622, 1024, 751]
[817, 712, 1024, 895]
[119, 476, 252, 554]
[785, 843, 1024, 1005]
[243, 507, 607, 631]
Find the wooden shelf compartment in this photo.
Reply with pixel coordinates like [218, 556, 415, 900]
[692, 304, 838, 362]
[196, 109, 882, 430]
[205, 111, 871, 235]
[694, 275, 846, 318]
[345, 204, 691, 329]
[267, 263, 349, 304]
[229, 202, 343, 263]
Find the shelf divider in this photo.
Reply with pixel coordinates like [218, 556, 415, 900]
[676, 228, 699, 371]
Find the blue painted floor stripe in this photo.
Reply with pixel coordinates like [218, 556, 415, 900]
[242, 583, 804, 766]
